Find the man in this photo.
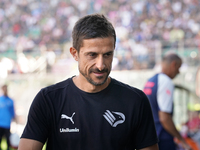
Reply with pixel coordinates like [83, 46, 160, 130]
[0, 84, 15, 150]
[143, 52, 191, 150]
[18, 14, 158, 150]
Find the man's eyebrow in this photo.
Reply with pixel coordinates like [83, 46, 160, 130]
[85, 51, 97, 55]
[106, 51, 114, 53]
[85, 50, 113, 54]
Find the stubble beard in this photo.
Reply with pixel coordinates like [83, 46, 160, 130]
[79, 67, 110, 86]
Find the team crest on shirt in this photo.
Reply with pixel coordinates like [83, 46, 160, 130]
[103, 110, 125, 127]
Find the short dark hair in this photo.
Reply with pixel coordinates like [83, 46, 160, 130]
[162, 52, 182, 64]
[72, 14, 116, 52]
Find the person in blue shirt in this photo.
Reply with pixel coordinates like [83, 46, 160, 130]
[0, 84, 15, 150]
[144, 52, 191, 150]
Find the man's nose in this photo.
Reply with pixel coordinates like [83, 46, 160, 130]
[96, 56, 105, 71]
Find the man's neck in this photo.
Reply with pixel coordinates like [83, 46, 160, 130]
[72, 76, 111, 93]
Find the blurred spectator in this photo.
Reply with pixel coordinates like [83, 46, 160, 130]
[0, 57, 15, 78]
[46, 48, 56, 73]
[0, 0, 199, 74]
[186, 111, 200, 148]
[169, 27, 185, 42]
[0, 84, 16, 150]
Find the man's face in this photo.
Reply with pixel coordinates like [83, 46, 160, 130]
[77, 37, 115, 86]
[171, 61, 182, 79]
[2, 85, 7, 96]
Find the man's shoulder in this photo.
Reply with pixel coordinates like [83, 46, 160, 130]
[148, 73, 171, 83]
[148, 73, 159, 81]
[111, 78, 144, 96]
[158, 73, 173, 84]
[41, 77, 72, 95]
[111, 78, 135, 89]
[0, 95, 13, 101]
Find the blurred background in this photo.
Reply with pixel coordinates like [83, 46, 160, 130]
[0, 0, 200, 147]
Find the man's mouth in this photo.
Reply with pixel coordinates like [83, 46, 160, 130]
[93, 71, 105, 76]
[90, 68, 108, 74]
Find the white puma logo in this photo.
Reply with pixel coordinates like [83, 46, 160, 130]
[61, 112, 75, 124]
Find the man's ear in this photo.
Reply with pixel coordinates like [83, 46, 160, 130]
[70, 47, 78, 61]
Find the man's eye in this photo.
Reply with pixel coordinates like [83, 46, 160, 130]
[104, 52, 112, 57]
[90, 53, 96, 56]
[89, 53, 96, 56]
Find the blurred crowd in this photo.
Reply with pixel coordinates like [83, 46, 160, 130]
[0, 0, 200, 77]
